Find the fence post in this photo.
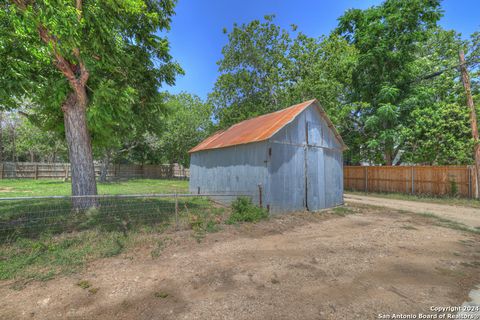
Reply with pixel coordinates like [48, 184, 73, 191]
[411, 166, 415, 194]
[64, 165, 69, 181]
[174, 191, 179, 230]
[0, 163, 3, 179]
[34, 164, 38, 180]
[197, 187, 200, 195]
[258, 184, 263, 208]
[364, 166, 368, 192]
[467, 166, 473, 198]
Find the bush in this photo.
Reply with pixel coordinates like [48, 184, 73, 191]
[227, 197, 268, 224]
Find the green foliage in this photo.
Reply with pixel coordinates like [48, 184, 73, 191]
[210, 16, 357, 132]
[188, 208, 223, 242]
[0, 112, 67, 162]
[227, 197, 268, 224]
[0, 0, 182, 163]
[336, 0, 444, 164]
[138, 93, 213, 166]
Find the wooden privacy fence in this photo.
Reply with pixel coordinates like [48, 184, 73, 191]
[0, 162, 189, 180]
[344, 166, 478, 198]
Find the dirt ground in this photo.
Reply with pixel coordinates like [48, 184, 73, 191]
[1, 203, 479, 320]
[345, 193, 480, 230]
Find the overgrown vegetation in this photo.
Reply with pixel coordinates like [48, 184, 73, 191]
[227, 197, 268, 224]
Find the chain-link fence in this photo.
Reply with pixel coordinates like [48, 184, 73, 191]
[0, 192, 254, 243]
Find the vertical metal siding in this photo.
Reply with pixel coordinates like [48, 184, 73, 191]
[267, 142, 306, 213]
[189, 142, 268, 205]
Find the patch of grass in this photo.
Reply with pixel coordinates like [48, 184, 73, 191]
[400, 225, 418, 230]
[88, 287, 100, 294]
[331, 206, 355, 216]
[418, 212, 480, 235]
[154, 291, 169, 298]
[187, 206, 224, 242]
[347, 191, 480, 209]
[0, 230, 128, 281]
[227, 197, 268, 224]
[150, 237, 172, 259]
[77, 280, 91, 289]
[0, 179, 189, 198]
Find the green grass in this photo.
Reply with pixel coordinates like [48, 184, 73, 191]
[347, 191, 480, 209]
[0, 230, 128, 282]
[0, 196, 228, 281]
[0, 179, 189, 198]
[331, 206, 355, 216]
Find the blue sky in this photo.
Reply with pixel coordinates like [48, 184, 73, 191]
[164, 0, 480, 100]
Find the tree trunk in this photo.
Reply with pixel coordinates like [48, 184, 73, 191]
[384, 150, 393, 166]
[62, 92, 97, 209]
[99, 151, 110, 183]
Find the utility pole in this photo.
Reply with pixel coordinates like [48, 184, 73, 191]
[459, 50, 480, 198]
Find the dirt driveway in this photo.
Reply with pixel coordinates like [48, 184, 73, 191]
[1, 204, 479, 320]
[345, 193, 480, 230]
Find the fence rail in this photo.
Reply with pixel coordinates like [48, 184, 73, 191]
[344, 165, 478, 198]
[0, 162, 189, 180]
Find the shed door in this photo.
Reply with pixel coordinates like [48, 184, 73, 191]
[268, 143, 306, 212]
[306, 146, 326, 210]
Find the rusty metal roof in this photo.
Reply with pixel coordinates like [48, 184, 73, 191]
[189, 99, 346, 153]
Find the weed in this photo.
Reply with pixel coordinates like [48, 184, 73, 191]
[417, 212, 480, 235]
[77, 280, 91, 289]
[449, 180, 459, 197]
[227, 197, 268, 224]
[400, 225, 418, 230]
[331, 206, 354, 216]
[88, 287, 100, 294]
[151, 237, 171, 259]
[154, 291, 169, 298]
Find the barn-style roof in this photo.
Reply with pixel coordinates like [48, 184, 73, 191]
[189, 99, 346, 153]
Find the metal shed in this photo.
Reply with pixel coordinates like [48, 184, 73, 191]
[189, 99, 347, 213]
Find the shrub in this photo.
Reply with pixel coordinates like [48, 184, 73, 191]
[227, 197, 268, 224]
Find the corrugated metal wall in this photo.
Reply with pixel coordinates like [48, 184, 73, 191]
[189, 104, 344, 213]
[266, 106, 343, 212]
[189, 142, 268, 205]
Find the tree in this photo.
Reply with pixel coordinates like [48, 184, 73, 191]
[209, 15, 292, 128]
[336, 0, 443, 164]
[0, 1, 181, 206]
[157, 93, 213, 166]
[400, 29, 473, 165]
[210, 16, 358, 135]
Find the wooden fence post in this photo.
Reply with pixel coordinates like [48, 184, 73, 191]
[174, 191, 179, 230]
[468, 166, 472, 199]
[0, 163, 3, 179]
[34, 164, 38, 180]
[411, 166, 415, 194]
[364, 166, 368, 192]
[258, 184, 263, 208]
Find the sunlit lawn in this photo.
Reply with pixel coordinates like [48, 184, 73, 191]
[0, 179, 189, 198]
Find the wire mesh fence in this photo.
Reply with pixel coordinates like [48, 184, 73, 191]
[0, 192, 254, 243]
